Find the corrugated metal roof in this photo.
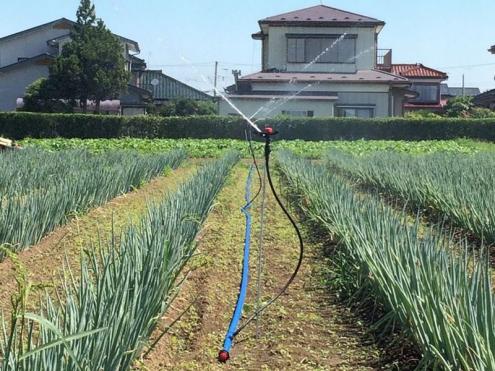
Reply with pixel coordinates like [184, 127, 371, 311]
[260, 5, 384, 26]
[388, 64, 447, 79]
[447, 87, 480, 97]
[137, 70, 212, 101]
[239, 70, 408, 84]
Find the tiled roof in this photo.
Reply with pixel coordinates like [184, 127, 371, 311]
[260, 5, 384, 26]
[385, 64, 447, 79]
[227, 94, 338, 101]
[239, 70, 409, 84]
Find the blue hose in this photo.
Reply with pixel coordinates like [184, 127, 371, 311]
[221, 165, 254, 354]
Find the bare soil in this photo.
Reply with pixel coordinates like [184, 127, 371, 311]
[138, 164, 396, 370]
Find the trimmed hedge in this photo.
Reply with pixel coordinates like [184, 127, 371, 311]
[1, 112, 495, 141]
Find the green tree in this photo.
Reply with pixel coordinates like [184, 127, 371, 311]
[470, 107, 495, 118]
[49, 0, 129, 112]
[20, 78, 73, 113]
[149, 99, 217, 116]
[444, 96, 474, 118]
[404, 110, 442, 119]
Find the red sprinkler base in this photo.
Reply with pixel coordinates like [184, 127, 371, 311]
[218, 350, 230, 363]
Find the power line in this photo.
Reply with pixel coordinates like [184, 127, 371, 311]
[439, 62, 495, 69]
[147, 61, 260, 68]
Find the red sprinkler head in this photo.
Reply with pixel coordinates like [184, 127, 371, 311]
[218, 350, 230, 363]
[264, 127, 274, 135]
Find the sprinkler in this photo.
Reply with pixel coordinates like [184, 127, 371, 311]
[217, 125, 304, 363]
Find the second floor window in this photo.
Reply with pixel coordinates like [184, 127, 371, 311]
[410, 84, 439, 103]
[287, 35, 356, 64]
[281, 110, 314, 117]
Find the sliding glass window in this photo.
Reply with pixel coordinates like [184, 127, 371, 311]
[287, 35, 356, 64]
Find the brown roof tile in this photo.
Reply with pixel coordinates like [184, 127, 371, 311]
[382, 64, 447, 79]
[260, 5, 384, 26]
[240, 70, 408, 84]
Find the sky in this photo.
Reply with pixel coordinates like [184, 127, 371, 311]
[1, 0, 495, 94]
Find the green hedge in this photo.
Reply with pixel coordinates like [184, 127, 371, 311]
[1, 112, 495, 141]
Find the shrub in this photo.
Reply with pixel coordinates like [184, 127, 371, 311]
[2, 112, 495, 141]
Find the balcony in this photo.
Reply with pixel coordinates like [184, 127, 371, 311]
[377, 49, 392, 69]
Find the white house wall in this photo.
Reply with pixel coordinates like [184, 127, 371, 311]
[219, 90, 391, 118]
[219, 98, 334, 118]
[337, 91, 389, 117]
[250, 81, 390, 93]
[266, 26, 377, 73]
[0, 26, 68, 67]
[0, 64, 49, 111]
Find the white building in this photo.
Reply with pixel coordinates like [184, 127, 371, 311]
[0, 18, 147, 113]
[220, 5, 414, 118]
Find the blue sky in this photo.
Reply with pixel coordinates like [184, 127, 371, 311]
[2, 0, 495, 93]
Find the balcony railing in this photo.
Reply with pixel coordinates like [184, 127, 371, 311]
[377, 49, 392, 68]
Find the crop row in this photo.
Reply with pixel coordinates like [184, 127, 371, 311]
[19, 138, 492, 158]
[0, 151, 239, 370]
[0, 148, 186, 257]
[327, 150, 495, 245]
[277, 151, 495, 370]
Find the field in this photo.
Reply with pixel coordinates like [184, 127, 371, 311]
[0, 138, 494, 370]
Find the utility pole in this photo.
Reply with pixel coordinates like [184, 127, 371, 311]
[232, 69, 242, 91]
[214, 61, 219, 97]
[462, 74, 465, 97]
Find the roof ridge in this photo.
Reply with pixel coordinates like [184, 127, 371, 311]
[317, 4, 381, 22]
[261, 4, 383, 23]
[0, 53, 55, 71]
[372, 68, 408, 80]
[0, 18, 72, 42]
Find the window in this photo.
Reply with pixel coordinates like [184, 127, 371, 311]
[410, 84, 439, 103]
[287, 35, 356, 64]
[336, 106, 374, 118]
[281, 110, 314, 117]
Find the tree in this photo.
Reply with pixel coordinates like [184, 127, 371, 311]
[444, 96, 474, 118]
[404, 110, 442, 119]
[20, 78, 73, 113]
[148, 99, 217, 116]
[49, 0, 129, 112]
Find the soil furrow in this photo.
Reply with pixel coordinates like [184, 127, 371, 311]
[139, 164, 388, 370]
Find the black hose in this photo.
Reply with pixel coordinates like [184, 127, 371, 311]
[233, 131, 304, 337]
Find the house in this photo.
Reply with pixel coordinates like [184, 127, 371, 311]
[132, 69, 212, 105]
[378, 64, 448, 113]
[0, 18, 211, 114]
[0, 18, 150, 113]
[0, 18, 147, 114]
[219, 5, 414, 118]
[441, 84, 480, 101]
[473, 45, 495, 109]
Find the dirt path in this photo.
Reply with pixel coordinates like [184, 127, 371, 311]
[139, 164, 389, 370]
[0, 162, 198, 314]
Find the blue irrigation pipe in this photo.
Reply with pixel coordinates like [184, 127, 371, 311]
[218, 165, 254, 362]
